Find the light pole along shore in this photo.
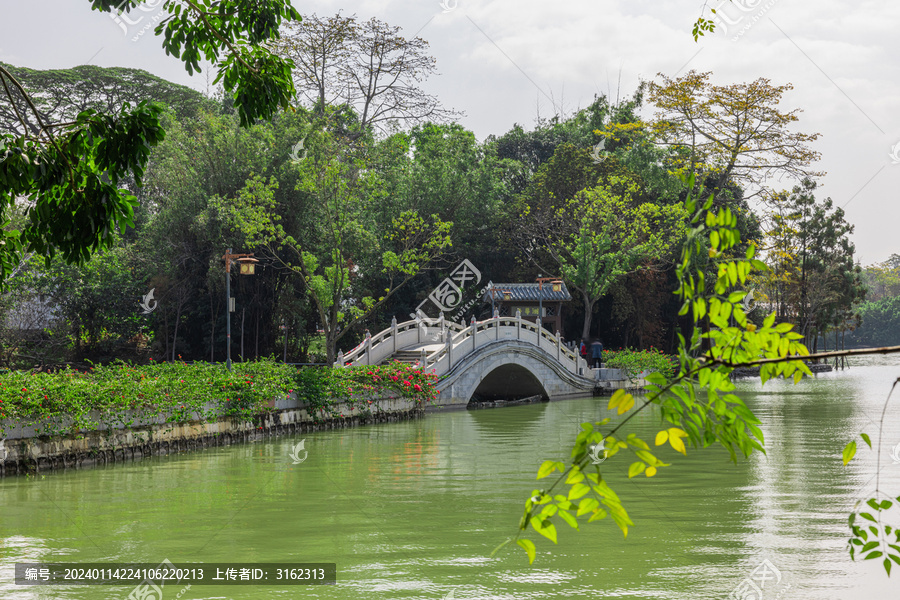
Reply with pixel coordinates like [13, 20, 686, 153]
[223, 248, 258, 371]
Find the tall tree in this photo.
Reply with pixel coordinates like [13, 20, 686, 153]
[273, 13, 458, 133]
[648, 70, 822, 202]
[0, 62, 213, 135]
[135, 108, 281, 361]
[520, 172, 687, 339]
[762, 179, 865, 349]
[215, 122, 452, 363]
[862, 255, 900, 302]
[0, 0, 300, 285]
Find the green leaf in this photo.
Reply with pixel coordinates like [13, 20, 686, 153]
[568, 483, 591, 500]
[516, 538, 536, 564]
[862, 541, 880, 553]
[635, 449, 660, 465]
[577, 498, 600, 517]
[529, 516, 558, 544]
[861, 433, 872, 449]
[558, 510, 579, 530]
[628, 461, 646, 478]
[607, 389, 627, 411]
[566, 469, 585, 484]
[587, 508, 608, 522]
[537, 460, 557, 480]
[843, 441, 857, 466]
[667, 428, 688, 455]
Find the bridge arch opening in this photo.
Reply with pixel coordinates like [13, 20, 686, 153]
[470, 364, 549, 403]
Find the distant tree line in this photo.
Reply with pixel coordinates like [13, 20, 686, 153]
[0, 12, 868, 368]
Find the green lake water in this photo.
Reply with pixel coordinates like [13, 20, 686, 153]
[3, 357, 900, 599]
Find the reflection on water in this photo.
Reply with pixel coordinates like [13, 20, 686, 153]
[1, 357, 900, 598]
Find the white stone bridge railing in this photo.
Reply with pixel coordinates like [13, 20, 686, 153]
[336, 311, 589, 378]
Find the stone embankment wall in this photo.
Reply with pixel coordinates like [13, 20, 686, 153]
[592, 367, 649, 394]
[0, 394, 421, 477]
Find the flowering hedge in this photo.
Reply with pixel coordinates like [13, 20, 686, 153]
[601, 348, 677, 380]
[0, 359, 439, 438]
[293, 362, 440, 418]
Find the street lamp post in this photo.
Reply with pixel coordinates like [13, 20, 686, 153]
[223, 248, 257, 371]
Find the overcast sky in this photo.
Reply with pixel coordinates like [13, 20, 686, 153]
[2, 0, 898, 264]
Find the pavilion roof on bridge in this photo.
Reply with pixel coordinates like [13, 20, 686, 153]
[482, 282, 572, 303]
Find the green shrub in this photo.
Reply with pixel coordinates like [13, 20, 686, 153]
[602, 348, 676, 380]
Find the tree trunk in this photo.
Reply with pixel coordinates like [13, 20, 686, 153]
[580, 291, 597, 341]
[209, 292, 218, 362]
[835, 329, 839, 369]
[162, 305, 170, 360]
[171, 305, 181, 362]
[842, 330, 847, 369]
[326, 331, 337, 365]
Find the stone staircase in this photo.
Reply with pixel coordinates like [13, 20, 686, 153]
[387, 350, 425, 365]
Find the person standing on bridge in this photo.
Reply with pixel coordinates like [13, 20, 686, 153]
[590, 339, 603, 369]
[579, 339, 587, 360]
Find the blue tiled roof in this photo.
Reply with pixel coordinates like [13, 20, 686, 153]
[481, 282, 572, 302]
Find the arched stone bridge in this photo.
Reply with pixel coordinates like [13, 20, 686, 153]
[336, 313, 597, 407]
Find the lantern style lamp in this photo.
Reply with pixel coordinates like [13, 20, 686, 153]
[238, 257, 259, 275]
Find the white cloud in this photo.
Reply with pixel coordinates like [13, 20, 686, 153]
[1, 0, 899, 260]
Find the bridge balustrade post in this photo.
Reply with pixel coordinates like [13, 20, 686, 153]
[471, 316, 478, 353]
[446, 332, 453, 369]
[364, 330, 372, 365]
[495, 310, 500, 340]
[391, 316, 398, 354]
[420, 348, 427, 369]
[556, 330, 561, 363]
[536, 318, 542, 349]
[516, 309, 522, 340]
[337, 350, 344, 367]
